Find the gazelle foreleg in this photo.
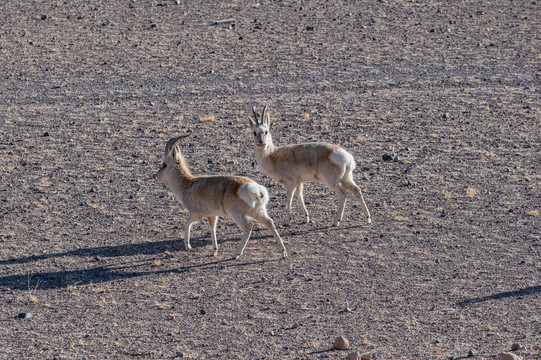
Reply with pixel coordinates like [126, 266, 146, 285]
[294, 182, 310, 224]
[184, 214, 198, 250]
[208, 216, 219, 256]
[284, 183, 297, 227]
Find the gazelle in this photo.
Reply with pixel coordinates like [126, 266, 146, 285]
[248, 105, 372, 227]
[156, 132, 287, 259]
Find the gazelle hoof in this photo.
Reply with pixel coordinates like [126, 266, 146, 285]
[282, 250, 288, 258]
[367, 217, 372, 224]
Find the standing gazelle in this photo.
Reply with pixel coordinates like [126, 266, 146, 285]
[248, 105, 372, 227]
[156, 132, 287, 259]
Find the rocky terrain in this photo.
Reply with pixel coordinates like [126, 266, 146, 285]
[1, 0, 540, 359]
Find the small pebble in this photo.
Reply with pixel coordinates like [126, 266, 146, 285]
[497, 353, 522, 360]
[442, 113, 451, 120]
[382, 154, 393, 162]
[17, 313, 32, 319]
[511, 343, 525, 351]
[333, 336, 350, 350]
[468, 348, 477, 357]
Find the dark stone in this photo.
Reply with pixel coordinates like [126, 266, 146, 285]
[382, 154, 393, 162]
[17, 313, 32, 319]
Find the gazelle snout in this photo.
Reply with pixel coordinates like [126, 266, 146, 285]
[253, 125, 268, 147]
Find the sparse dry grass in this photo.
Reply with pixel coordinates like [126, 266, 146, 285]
[199, 115, 215, 122]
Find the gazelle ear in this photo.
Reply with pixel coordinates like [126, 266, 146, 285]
[248, 116, 257, 130]
[172, 144, 182, 160]
[264, 113, 271, 128]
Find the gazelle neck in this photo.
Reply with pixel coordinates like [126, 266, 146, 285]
[174, 154, 195, 189]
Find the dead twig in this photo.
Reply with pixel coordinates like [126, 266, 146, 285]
[213, 19, 235, 25]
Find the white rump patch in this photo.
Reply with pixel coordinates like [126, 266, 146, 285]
[330, 148, 355, 170]
[238, 182, 269, 209]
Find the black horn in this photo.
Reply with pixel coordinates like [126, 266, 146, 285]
[261, 104, 268, 122]
[252, 106, 260, 123]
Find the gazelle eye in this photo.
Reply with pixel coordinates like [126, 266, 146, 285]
[162, 163, 167, 168]
[264, 131, 268, 135]
[253, 132, 257, 136]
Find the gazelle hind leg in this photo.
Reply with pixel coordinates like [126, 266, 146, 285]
[231, 214, 253, 259]
[294, 183, 310, 223]
[328, 183, 348, 227]
[208, 216, 219, 256]
[252, 210, 288, 258]
[342, 176, 372, 224]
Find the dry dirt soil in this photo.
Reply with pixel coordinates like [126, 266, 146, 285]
[1, 0, 540, 359]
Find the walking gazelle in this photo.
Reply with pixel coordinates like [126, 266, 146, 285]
[156, 131, 287, 259]
[248, 105, 372, 227]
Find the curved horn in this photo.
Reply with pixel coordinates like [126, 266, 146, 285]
[164, 130, 192, 156]
[252, 106, 260, 123]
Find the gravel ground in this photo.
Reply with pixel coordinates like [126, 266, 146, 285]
[1, 1, 540, 359]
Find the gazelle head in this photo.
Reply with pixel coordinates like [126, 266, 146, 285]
[248, 105, 272, 148]
[156, 131, 192, 184]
